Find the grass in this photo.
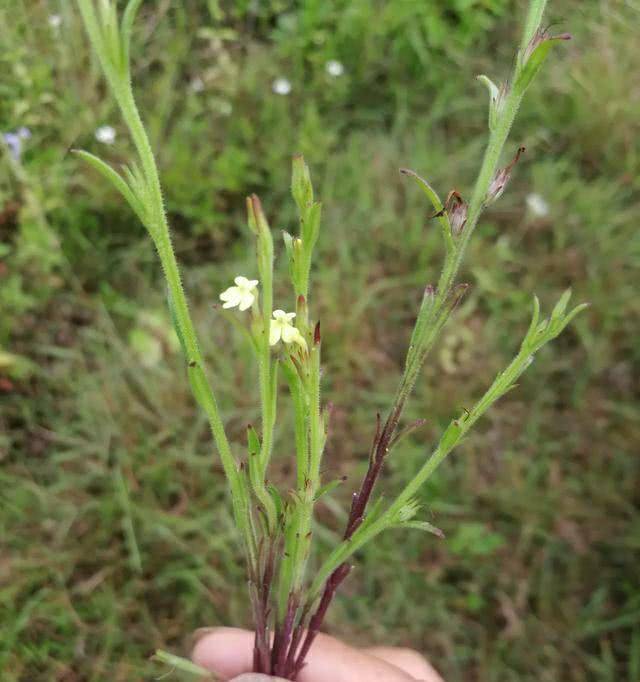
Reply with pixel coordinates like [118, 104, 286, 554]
[1, 1, 639, 680]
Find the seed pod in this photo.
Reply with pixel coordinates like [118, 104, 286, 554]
[487, 146, 525, 205]
[443, 190, 468, 236]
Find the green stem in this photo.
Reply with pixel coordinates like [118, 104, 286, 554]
[520, 0, 549, 56]
[76, 0, 257, 566]
[308, 342, 532, 599]
[309, 0, 552, 602]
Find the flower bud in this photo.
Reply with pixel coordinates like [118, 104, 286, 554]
[247, 194, 270, 235]
[486, 146, 525, 205]
[442, 190, 468, 237]
[296, 294, 308, 321]
[291, 154, 314, 211]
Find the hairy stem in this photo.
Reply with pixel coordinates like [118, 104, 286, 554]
[296, 0, 556, 664]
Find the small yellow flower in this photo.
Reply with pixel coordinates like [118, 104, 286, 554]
[219, 276, 259, 311]
[269, 310, 306, 348]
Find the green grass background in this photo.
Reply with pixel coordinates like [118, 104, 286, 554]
[1, 1, 638, 680]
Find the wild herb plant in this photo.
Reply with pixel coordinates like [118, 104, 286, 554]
[75, 0, 585, 678]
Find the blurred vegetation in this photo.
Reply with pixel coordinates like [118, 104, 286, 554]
[1, 1, 638, 680]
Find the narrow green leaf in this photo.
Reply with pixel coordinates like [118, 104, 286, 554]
[477, 74, 500, 129]
[304, 201, 322, 250]
[525, 294, 541, 341]
[188, 362, 213, 413]
[399, 168, 455, 252]
[291, 154, 314, 211]
[516, 34, 571, 93]
[247, 425, 261, 456]
[121, 0, 144, 67]
[440, 420, 462, 453]
[402, 520, 445, 539]
[477, 74, 499, 101]
[282, 231, 294, 259]
[152, 649, 216, 679]
[519, 0, 549, 56]
[98, 0, 123, 71]
[399, 167, 444, 214]
[551, 288, 572, 321]
[74, 149, 145, 222]
[268, 483, 284, 520]
[314, 478, 345, 502]
[555, 302, 589, 336]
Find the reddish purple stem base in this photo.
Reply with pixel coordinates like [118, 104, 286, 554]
[253, 402, 405, 679]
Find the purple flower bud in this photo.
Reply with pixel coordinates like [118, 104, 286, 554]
[442, 190, 468, 236]
[487, 146, 525, 205]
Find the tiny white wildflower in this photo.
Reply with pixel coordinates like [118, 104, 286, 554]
[190, 77, 204, 93]
[526, 193, 549, 218]
[95, 125, 116, 145]
[219, 276, 259, 311]
[48, 14, 62, 29]
[272, 77, 292, 96]
[269, 310, 306, 348]
[325, 59, 344, 77]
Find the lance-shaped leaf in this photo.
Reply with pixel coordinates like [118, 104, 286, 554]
[291, 153, 314, 212]
[314, 477, 347, 502]
[477, 74, 508, 131]
[74, 149, 146, 223]
[400, 168, 455, 252]
[401, 520, 445, 539]
[516, 29, 571, 93]
[120, 0, 144, 70]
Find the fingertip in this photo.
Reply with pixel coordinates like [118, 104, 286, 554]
[364, 646, 444, 682]
[191, 626, 255, 679]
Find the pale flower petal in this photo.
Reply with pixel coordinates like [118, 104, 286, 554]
[269, 323, 282, 346]
[281, 324, 298, 344]
[238, 292, 255, 311]
[220, 287, 242, 308]
[220, 276, 259, 311]
[268, 309, 306, 349]
[291, 328, 307, 349]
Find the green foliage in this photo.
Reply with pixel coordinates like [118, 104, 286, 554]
[1, 0, 638, 680]
[448, 522, 505, 557]
[73, 1, 585, 677]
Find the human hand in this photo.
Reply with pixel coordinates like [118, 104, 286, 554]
[192, 627, 444, 682]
